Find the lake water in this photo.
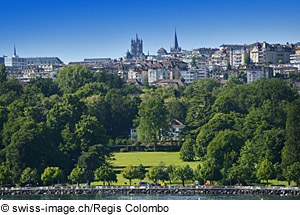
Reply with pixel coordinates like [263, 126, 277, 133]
[2, 194, 300, 200]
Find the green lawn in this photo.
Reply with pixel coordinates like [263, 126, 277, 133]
[112, 152, 200, 169]
[90, 152, 297, 187]
[91, 152, 201, 186]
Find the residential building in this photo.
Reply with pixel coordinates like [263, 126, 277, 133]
[250, 42, 293, 64]
[181, 67, 208, 84]
[169, 119, 185, 140]
[290, 47, 300, 64]
[210, 49, 229, 66]
[25, 57, 64, 66]
[230, 48, 249, 68]
[83, 58, 111, 65]
[273, 66, 298, 76]
[148, 68, 170, 84]
[246, 65, 272, 83]
[0, 56, 4, 65]
[128, 68, 144, 83]
[151, 79, 185, 88]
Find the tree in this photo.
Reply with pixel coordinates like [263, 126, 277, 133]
[0, 64, 7, 83]
[77, 144, 111, 182]
[285, 162, 300, 186]
[135, 97, 169, 151]
[244, 55, 250, 66]
[236, 141, 257, 185]
[68, 166, 87, 186]
[75, 115, 108, 152]
[41, 167, 64, 186]
[180, 136, 195, 161]
[121, 165, 139, 186]
[164, 97, 188, 123]
[56, 65, 94, 94]
[256, 159, 275, 186]
[175, 165, 194, 186]
[194, 164, 204, 185]
[200, 159, 222, 184]
[166, 165, 176, 184]
[191, 56, 197, 68]
[147, 166, 162, 184]
[19, 167, 39, 186]
[0, 163, 12, 186]
[94, 165, 117, 186]
[136, 164, 147, 181]
[282, 99, 300, 169]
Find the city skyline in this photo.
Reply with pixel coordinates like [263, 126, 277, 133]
[0, 0, 300, 63]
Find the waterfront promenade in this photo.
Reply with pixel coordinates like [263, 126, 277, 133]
[1, 186, 300, 196]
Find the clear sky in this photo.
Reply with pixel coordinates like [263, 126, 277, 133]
[0, 0, 299, 63]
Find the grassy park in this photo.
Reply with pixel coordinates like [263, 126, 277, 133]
[90, 152, 298, 187]
[91, 152, 201, 186]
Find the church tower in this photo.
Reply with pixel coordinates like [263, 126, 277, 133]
[170, 29, 181, 53]
[130, 34, 144, 59]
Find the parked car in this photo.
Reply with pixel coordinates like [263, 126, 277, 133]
[205, 183, 213, 186]
[161, 182, 167, 187]
[24, 184, 33, 187]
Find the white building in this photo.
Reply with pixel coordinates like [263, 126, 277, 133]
[290, 47, 300, 64]
[230, 49, 249, 68]
[128, 68, 144, 83]
[181, 67, 208, 84]
[247, 66, 266, 84]
[148, 69, 170, 84]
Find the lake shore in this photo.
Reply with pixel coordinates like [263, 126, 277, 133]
[1, 186, 300, 196]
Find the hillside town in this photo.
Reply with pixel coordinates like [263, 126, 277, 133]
[1, 31, 300, 90]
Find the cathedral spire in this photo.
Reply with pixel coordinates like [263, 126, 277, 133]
[170, 28, 181, 53]
[174, 28, 179, 49]
[13, 44, 17, 57]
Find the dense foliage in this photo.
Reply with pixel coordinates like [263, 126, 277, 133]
[1, 63, 300, 186]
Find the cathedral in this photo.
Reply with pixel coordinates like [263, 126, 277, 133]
[130, 34, 144, 59]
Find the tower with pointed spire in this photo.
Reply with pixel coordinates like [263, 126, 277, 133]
[13, 44, 18, 58]
[130, 34, 144, 59]
[170, 29, 181, 53]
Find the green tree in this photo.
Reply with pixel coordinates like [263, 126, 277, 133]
[68, 166, 87, 186]
[166, 164, 176, 184]
[244, 55, 250, 66]
[200, 159, 222, 184]
[282, 99, 300, 169]
[147, 166, 162, 183]
[121, 165, 139, 186]
[191, 56, 197, 68]
[194, 164, 204, 185]
[256, 159, 275, 186]
[135, 97, 169, 151]
[236, 141, 257, 185]
[19, 167, 39, 186]
[41, 167, 64, 186]
[0, 64, 7, 83]
[94, 165, 117, 186]
[175, 165, 194, 186]
[285, 162, 300, 186]
[75, 115, 108, 152]
[77, 144, 111, 182]
[136, 164, 147, 181]
[56, 65, 94, 94]
[0, 163, 12, 186]
[180, 136, 195, 161]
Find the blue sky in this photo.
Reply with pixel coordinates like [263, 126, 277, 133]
[0, 0, 299, 63]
